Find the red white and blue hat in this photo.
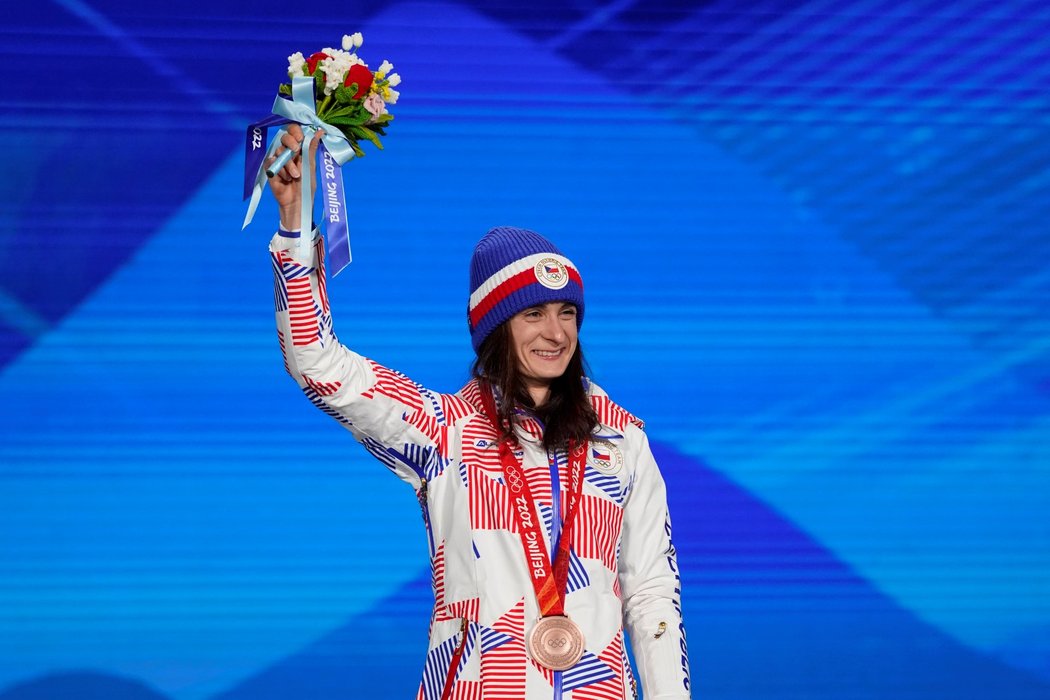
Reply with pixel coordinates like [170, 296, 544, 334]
[468, 226, 584, 351]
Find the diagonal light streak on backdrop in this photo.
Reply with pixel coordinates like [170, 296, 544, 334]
[51, 0, 243, 129]
[544, 0, 639, 50]
[0, 1, 255, 346]
[0, 288, 49, 341]
[705, 328, 1050, 484]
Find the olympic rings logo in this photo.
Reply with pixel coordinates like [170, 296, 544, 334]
[547, 638, 568, 648]
[506, 468, 524, 493]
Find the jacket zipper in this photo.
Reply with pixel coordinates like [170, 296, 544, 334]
[418, 477, 436, 558]
[439, 617, 470, 700]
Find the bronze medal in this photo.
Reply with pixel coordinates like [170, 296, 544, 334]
[526, 615, 585, 671]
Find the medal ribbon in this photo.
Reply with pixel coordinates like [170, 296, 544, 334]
[480, 384, 587, 617]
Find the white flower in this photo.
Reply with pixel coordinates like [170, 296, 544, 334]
[383, 87, 400, 104]
[349, 32, 363, 49]
[320, 56, 348, 94]
[341, 34, 354, 51]
[377, 60, 393, 77]
[325, 49, 363, 68]
[387, 72, 401, 87]
[287, 51, 306, 78]
[321, 66, 344, 95]
[315, 49, 369, 94]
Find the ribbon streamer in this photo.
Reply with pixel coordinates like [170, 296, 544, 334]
[242, 76, 356, 274]
[243, 113, 287, 201]
[317, 144, 351, 272]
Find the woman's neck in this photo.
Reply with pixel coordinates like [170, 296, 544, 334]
[525, 382, 551, 408]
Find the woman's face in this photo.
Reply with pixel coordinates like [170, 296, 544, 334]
[507, 302, 579, 399]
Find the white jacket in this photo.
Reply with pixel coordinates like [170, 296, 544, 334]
[270, 232, 691, 699]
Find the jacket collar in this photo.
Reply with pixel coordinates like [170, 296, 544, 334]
[458, 378, 643, 443]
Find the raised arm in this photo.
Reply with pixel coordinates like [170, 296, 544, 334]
[266, 126, 451, 489]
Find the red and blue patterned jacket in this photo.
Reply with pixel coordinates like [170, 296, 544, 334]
[271, 232, 691, 699]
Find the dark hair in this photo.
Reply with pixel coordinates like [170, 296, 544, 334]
[472, 322, 598, 452]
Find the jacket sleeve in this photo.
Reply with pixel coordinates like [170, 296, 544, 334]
[618, 427, 692, 699]
[270, 230, 450, 489]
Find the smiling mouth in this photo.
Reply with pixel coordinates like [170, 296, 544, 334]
[532, 349, 564, 359]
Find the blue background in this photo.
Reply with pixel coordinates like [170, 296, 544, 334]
[2, 1, 1049, 698]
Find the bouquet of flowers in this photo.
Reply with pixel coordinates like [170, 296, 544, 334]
[242, 32, 401, 275]
[280, 32, 400, 159]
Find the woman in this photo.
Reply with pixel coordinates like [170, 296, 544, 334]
[266, 125, 691, 699]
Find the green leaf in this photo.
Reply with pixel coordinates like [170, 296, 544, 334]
[334, 85, 357, 104]
[323, 115, 361, 127]
[323, 104, 362, 120]
[349, 140, 366, 158]
[349, 125, 384, 150]
[322, 106, 352, 119]
[278, 83, 292, 97]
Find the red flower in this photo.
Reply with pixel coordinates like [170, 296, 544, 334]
[344, 64, 373, 99]
[305, 52, 331, 75]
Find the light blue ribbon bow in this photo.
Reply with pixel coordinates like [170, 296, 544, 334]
[242, 76, 355, 260]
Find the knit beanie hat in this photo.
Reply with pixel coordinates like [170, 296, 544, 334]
[468, 226, 585, 352]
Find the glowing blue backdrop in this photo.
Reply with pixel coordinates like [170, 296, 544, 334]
[2, 1, 1048, 698]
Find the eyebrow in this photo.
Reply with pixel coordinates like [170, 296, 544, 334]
[519, 303, 575, 316]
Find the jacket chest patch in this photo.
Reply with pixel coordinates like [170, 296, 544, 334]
[587, 440, 623, 474]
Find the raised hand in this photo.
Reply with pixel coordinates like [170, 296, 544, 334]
[265, 123, 324, 231]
